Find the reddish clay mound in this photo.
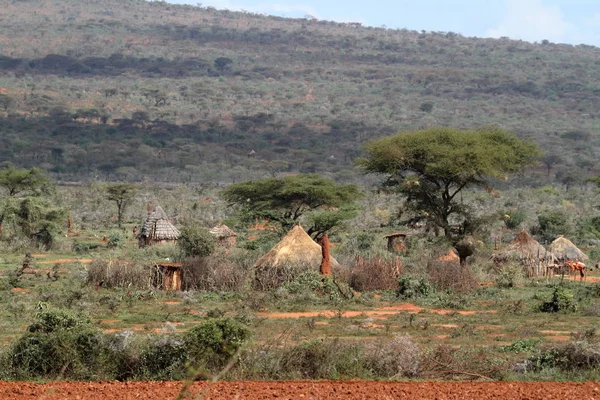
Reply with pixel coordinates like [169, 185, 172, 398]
[0, 381, 598, 400]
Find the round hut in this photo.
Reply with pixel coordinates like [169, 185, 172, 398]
[209, 224, 237, 249]
[492, 230, 554, 277]
[253, 225, 340, 290]
[547, 236, 589, 263]
[138, 206, 180, 248]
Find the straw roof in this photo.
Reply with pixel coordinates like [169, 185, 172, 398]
[547, 236, 588, 262]
[436, 249, 460, 263]
[254, 225, 340, 269]
[140, 206, 180, 240]
[492, 230, 552, 264]
[209, 224, 237, 238]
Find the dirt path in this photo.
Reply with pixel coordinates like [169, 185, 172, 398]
[0, 381, 598, 399]
[258, 304, 496, 319]
[37, 259, 92, 265]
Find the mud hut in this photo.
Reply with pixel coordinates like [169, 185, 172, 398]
[209, 224, 237, 248]
[138, 206, 180, 248]
[547, 236, 589, 263]
[491, 230, 554, 277]
[384, 233, 407, 253]
[253, 225, 340, 289]
[151, 262, 183, 291]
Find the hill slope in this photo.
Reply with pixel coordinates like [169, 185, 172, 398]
[0, 0, 599, 182]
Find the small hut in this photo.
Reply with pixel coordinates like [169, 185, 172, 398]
[384, 233, 407, 253]
[254, 225, 340, 289]
[138, 206, 180, 248]
[436, 249, 460, 263]
[209, 224, 237, 248]
[492, 230, 554, 277]
[547, 236, 589, 263]
[151, 262, 183, 291]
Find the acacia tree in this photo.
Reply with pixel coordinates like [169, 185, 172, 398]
[105, 183, 138, 228]
[221, 174, 361, 236]
[359, 127, 540, 238]
[0, 166, 52, 238]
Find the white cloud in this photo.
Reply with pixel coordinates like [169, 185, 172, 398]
[487, 0, 600, 46]
[487, 0, 570, 43]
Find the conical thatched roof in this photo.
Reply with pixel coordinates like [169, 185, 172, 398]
[254, 225, 340, 269]
[209, 224, 237, 238]
[492, 230, 553, 264]
[140, 206, 180, 240]
[436, 249, 460, 263]
[547, 236, 588, 262]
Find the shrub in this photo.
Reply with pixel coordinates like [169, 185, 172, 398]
[107, 231, 125, 248]
[87, 259, 150, 289]
[184, 318, 250, 371]
[178, 225, 216, 258]
[9, 309, 104, 379]
[427, 262, 478, 294]
[504, 209, 526, 230]
[536, 210, 572, 243]
[397, 275, 432, 299]
[349, 256, 401, 292]
[138, 335, 187, 380]
[496, 263, 524, 288]
[528, 342, 600, 371]
[181, 255, 250, 291]
[540, 286, 579, 313]
[363, 335, 421, 378]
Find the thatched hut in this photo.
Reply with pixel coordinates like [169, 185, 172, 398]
[491, 230, 554, 277]
[547, 236, 589, 263]
[254, 225, 340, 290]
[209, 224, 237, 248]
[436, 249, 460, 263]
[138, 206, 180, 248]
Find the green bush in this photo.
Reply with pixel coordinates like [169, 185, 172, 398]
[178, 226, 216, 258]
[504, 209, 526, 230]
[540, 286, 579, 313]
[184, 318, 250, 371]
[139, 335, 187, 380]
[107, 231, 125, 248]
[397, 275, 432, 299]
[9, 309, 103, 379]
[496, 264, 524, 288]
[536, 210, 572, 243]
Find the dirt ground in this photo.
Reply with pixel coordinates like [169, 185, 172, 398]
[1, 381, 599, 400]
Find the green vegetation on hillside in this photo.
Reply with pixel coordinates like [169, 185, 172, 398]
[0, 0, 598, 182]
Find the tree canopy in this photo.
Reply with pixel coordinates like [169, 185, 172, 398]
[105, 183, 138, 228]
[359, 127, 540, 237]
[221, 174, 362, 235]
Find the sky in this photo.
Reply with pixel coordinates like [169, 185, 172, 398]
[164, 0, 600, 47]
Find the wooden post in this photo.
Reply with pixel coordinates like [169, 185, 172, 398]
[320, 234, 332, 276]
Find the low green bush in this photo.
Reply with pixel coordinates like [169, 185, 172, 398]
[397, 275, 432, 299]
[539, 286, 579, 313]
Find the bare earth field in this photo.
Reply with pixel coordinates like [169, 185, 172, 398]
[1, 381, 599, 400]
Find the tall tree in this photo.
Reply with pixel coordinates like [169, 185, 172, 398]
[105, 183, 138, 228]
[359, 127, 540, 238]
[221, 174, 361, 236]
[0, 166, 52, 238]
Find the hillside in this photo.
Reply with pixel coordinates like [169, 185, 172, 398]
[0, 0, 599, 183]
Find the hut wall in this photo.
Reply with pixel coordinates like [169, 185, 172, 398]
[216, 236, 236, 248]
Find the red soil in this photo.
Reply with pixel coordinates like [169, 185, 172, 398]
[37, 259, 92, 265]
[258, 304, 496, 319]
[0, 381, 598, 399]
